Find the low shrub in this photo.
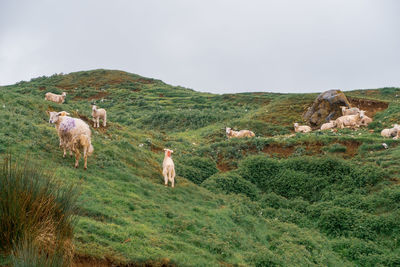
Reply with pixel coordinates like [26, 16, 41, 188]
[202, 172, 259, 200]
[176, 156, 218, 185]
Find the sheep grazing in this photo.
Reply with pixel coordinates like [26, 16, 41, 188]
[381, 124, 400, 138]
[341, 106, 360, 116]
[163, 149, 175, 188]
[92, 105, 107, 128]
[225, 127, 255, 139]
[335, 110, 365, 129]
[48, 111, 93, 168]
[71, 134, 94, 169]
[45, 92, 67, 104]
[293, 123, 312, 133]
[320, 120, 336, 131]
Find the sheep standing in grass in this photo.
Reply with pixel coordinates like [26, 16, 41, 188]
[92, 105, 107, 128]
[163, 148, 175, 188]
[45, 92, 67, 104]
[320, 120, 336, 131]
[226, 128, 255, 139]
[294, 123, 312, 133]
[71, 134, 94, 169]
[335, 111, 365, 129]
[381, 124, 400, 138]
[341, 106, 360, 116]
[48, 111, 93, 168]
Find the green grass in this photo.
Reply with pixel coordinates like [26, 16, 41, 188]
[1, 69, 400, 266]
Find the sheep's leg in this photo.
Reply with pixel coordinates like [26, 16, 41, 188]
[163, 169, 168, 186]
[75, 149, 81, 168]
[83, 147, 88, 170]
[63, 146, 67, 158]
[93, 117, 96, 128]
[171, 169, 175, 188]
[97, 117, 100, 128]
[103, 114, 107, 127]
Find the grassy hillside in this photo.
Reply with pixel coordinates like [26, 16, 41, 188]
[1, 69, 400, 266]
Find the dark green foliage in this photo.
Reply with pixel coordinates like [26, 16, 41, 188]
[202, 172, 259, 200]
[323, 143, 347, 153]
[238, 156, 385, 201]
[176, 156, 218, 184]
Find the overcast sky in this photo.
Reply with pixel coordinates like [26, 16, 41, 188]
[1, 0, 399, 93]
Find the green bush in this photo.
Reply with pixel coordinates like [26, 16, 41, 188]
[176, 156, 218, 185]
[238, 156, 385, 201]
[323, 143, 347, 153]
[202, 172, 259, 200]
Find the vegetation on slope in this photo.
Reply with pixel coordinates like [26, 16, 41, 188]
[1, 69, 400, 266]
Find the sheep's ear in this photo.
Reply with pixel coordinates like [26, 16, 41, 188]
[66, 112, 70, 115]
[163, 148, 167, 151]
[46, 110, 50, 115]
[170, 150, 174, 153]
[56, 112, 62, 116]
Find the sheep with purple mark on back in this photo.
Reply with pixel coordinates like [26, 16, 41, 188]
[48, 111, 93, 169]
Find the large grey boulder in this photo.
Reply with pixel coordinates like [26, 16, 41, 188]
[303, 89, 351, 126]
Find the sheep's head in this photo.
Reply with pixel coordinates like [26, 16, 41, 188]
[340, 106, 347, 112]
[226, 127, 231, 134]
[330, 120, 336, 126]
[92, 105, 97, 111]
[359, 110, 365, 118]
[393, 124, 400, 129]
[293, 123, 299, 128]
[62, 92, 67, 97]
[48, 111, 63, 124]
[59, 111, 70, 116]
[164, 148, 173, 157]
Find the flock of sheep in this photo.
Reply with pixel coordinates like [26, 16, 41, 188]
[45, 91, 397, 188]
[226, 105, 399, 140]
[45, 91, 177, 188]
[45, 91, 106, 170]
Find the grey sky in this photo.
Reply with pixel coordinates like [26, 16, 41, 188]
[1, 0, 399, 93]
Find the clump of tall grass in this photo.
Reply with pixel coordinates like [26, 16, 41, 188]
[0, 155, 79, 266]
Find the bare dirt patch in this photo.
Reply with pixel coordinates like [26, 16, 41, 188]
[348, 97, 389, 118]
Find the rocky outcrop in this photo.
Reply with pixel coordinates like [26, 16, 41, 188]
[303, 89, 351, 126]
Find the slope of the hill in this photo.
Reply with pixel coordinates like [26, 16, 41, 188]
[1, 69, 400, 266]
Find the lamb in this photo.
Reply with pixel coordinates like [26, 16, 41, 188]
[335, 110, 365, 129]
[163, 148, 175, 188]
[293, 123, 312, 133]
[341, 106, 360, 116]
[381, 124, 400, 138]
[48, 111, 93, 168]
[320, 120, 336, 131]
[45, 92, 67, 104]
[359, 115, 373, 127]
[92, 105, 107, 128]
[71, 134, 94, 169]
[226, 128, 255, 139]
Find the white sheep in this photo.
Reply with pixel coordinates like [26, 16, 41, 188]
[381, 124, 400, 138]
[341, 106, 360, 116]
[48, 111, 93, 168]
[226, 127, 255, 139]
[163, 148, 175, 188]
[359, 115, 373, 127]
[335, 110, 365, 129]
[294, 123, 312, 133]
[320, 120, 336, 131]
[45, 92, 67, 104]
[92, 105, 107, 128]
[71, 134, 94, 169]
